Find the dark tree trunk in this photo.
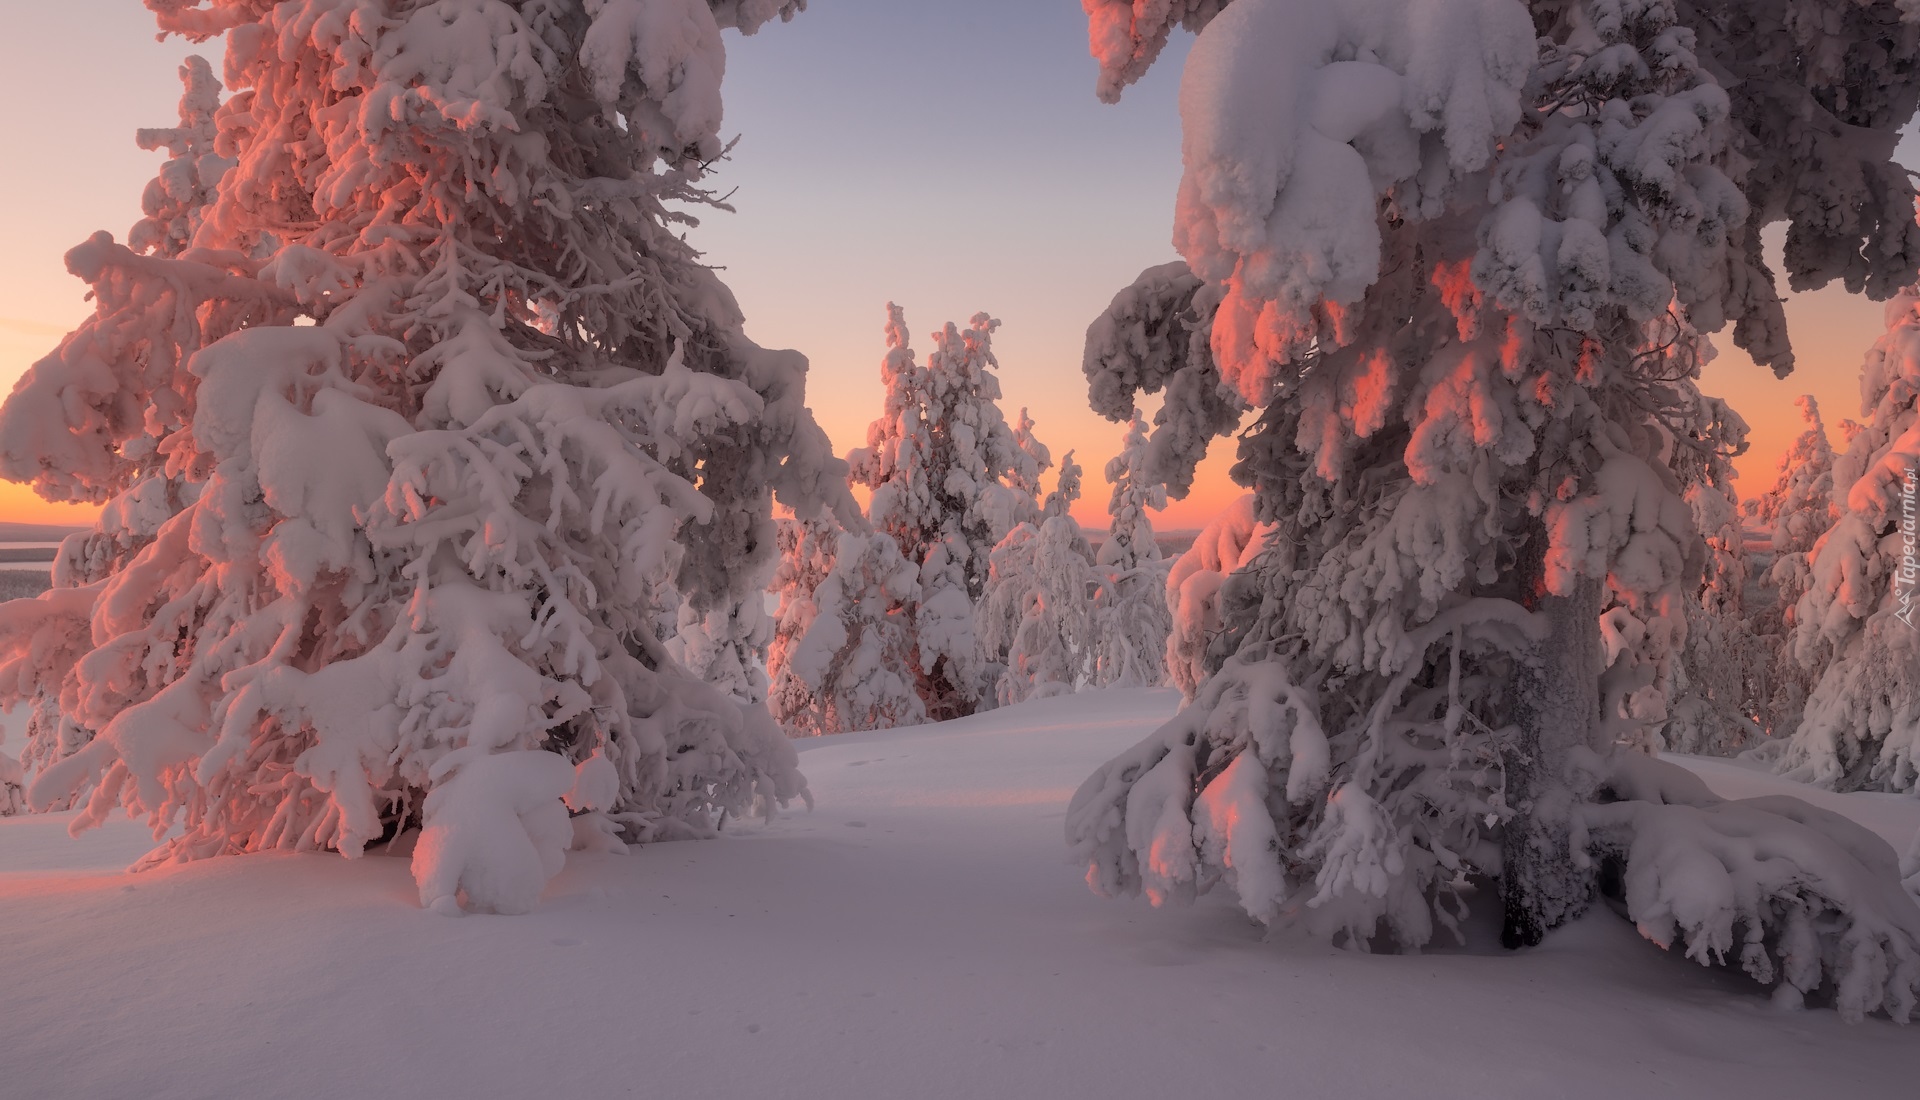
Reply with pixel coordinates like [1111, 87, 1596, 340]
[1501, 545, 1605, 949]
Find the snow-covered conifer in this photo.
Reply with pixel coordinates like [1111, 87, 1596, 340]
[788, 530, 924, 735]
[1066, 0, 1920, 1017]
[1662, 391, 1766, 755]
[983, 454, 1104, 705]
[1780, 292, 1920, 795]
[666, 596, 772, 704]
[1090, 413, 1171, 688]
[767, 515, 836, 733]
[1750, 397, 1842, 562]
[1044, 449, 1080, 519]
[851, 304, 1032, 720]
[1010, 408, 1053, 503]
[1739, 396, 1840, 740]
[0, 0, 843, 913]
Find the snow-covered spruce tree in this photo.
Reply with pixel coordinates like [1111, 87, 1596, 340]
[850, 304, 1034, 720]
[665, 590, 771, 703]
[1091, 411, 1172, 688]
[1010, 407, 1054, 502]
[981, 453, 1104, 705]
[0, 0, 842, 914]
[765, 514, 924, 735]
[1661, 387, 1766, 755]
[1067, 0, 1920, 1019]
[766, 514, 835, 734]
[1779, 291, 1920, 795]
[1742, 395, 1840, 741]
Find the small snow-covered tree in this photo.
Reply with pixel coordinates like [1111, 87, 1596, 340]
[1044, 448, 1081, 518]
[787, 530, 925, 736]
[666, 594, 772, 704]
[1780, 292, 1920, 795]
[1010, 407, 1054, 500]
[1067, 0, 1920, 1019]
[1092, 412, 1172, 688]
[767, 515, 836, 733]
[984, 454, 1104, 705]
[850, 304, 1033, 720]
[0, 0, 838, 914]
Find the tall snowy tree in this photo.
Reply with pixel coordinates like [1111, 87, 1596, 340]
[1066, 0, 1920, 1019]
[0, 0, 843, 914]
[1743, 395, 1840, 740]
[1661, 389, 1766, 755]
[1780, 291, 1920, 795]
[849, 304, 1033, 720]
[1092, 412, 1172, 688]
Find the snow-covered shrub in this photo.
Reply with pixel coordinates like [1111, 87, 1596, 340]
[850, 304, 1036, 720]
[0, 0, 842, 913]
[1779, 292, 1920, 794]
[1065, 0, 1920, 1016]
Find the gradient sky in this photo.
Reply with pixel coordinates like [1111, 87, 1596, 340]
[0, 1, 1906, 531]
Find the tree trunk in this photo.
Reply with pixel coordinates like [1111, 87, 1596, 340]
[1501, 549, 1605, 949]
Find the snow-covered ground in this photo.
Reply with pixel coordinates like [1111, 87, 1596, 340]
[2, 688, 1915, 1099]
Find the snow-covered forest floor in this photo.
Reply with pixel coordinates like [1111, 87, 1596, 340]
[2, 687, 1915, 1099]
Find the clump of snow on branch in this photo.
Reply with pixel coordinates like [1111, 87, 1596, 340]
[1163, 495, 1269, 700]
[1092, 412, 1173, 689]
[1581, 751, 1920, 1023]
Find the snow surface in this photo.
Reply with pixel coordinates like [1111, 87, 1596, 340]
[2, 688, 1916, 1098]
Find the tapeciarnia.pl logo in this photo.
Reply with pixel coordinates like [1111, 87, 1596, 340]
[1899, 466, 1919, 629]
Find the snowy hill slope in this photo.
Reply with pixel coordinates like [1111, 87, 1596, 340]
[1, 688, 1915, 1099]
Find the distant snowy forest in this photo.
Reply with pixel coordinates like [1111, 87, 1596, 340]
[2, 0, 1920, 1033]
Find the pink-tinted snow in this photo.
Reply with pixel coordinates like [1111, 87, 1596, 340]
[2, 689, 1915, 1098]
